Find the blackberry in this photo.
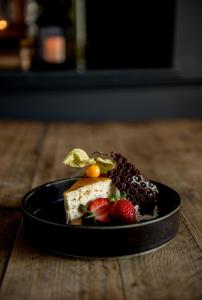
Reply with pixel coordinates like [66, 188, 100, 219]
[125, 162, 133, 171]
[149, 182, 155, 188]
[140, 182, 147, 188]
[137, 188, 144, 195]
[108, 170, 114, 177]
[145, 188, 153, 196]
[111, 152, 121, 160]
[116, 182, 123, 190]
[117, 164, 122, 171]
[108, 152, 159, 208]
[121, 170, 128, 177]
[134, 175, 142, 182]
[114, 170, 119, 177]
[129, 188, 137, 195]
[126, 175, 133, 183]
[111, 152, 127, 164]
[130, 169, 138, 177]
[111, 176, 116, 182]
[118, 176, 125, 183]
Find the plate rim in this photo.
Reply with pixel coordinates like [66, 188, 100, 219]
[22, 177, 181, 230]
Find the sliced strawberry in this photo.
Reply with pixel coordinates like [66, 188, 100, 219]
[110, 199, 136, 224]
[89, 198, 111, 223]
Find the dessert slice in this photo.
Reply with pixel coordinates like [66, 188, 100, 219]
[64, 177, 117, 223]
[63, 148, 159, 225]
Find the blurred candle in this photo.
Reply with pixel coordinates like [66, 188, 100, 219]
[43, 35, 66, 63]
[39, 27, 67, 64]
[0, 19, 8, 30]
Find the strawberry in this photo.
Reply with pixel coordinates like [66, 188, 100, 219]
[88, 198, 111, 223]
[110, 199, 136, 224]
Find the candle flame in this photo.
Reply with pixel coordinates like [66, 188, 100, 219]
[0, 19, 8, 30]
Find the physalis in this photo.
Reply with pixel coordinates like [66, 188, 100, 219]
[64, 148, 116, 175]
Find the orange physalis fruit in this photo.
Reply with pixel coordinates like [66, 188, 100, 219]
[85, 164, 101, 178]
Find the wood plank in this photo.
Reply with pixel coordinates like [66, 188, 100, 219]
[48, 119, 202, 185]
[115, 120, 202, 299]
[0, 208, 21, 285]
[132, 120, 202, 250]
[99, 120, 202, 250]
[30, 122, 127, 187]
[0, 218, 201, 299]
[0, 121, 47, 208]
[118, 218, 202, 300]
[30, 121, 166, 187]
[0, 222, 125, 300]
[1, 120, 202, 299]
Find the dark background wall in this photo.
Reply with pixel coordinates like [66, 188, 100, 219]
[1, 0, 202, 121]
[174, 0, 202, 74]
[1, 75, 202, 121]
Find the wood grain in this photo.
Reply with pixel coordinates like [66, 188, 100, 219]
[0, 222, 125, 300]
[0, 120, 202, 300]
[119, 218, 202, 300]
[0, 208, 21, 285]
[0, 218, 201, 299]
[0, 121, 46, 208]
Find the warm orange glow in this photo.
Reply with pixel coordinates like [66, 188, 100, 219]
[0, 19, 8, 30]
[43, 36, 66, 63]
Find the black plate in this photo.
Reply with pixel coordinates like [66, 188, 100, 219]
[22, 178, 181, 258]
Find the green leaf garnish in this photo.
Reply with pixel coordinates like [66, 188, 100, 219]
[85, 213, 94, 219]
[120, 191, 127, 199]
[78, 204, 88, 214]
[109, 193, 117, 201]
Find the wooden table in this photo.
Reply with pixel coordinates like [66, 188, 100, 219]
[0, 120, 202, 300]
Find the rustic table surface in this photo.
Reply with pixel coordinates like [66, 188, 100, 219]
[0, 119, 201, 300]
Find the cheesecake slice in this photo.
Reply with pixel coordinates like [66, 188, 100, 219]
[64, 177, 117, 223]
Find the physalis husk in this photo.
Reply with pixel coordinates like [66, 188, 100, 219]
[94, 157, 116, 174]
[64, 148, 95, 168]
